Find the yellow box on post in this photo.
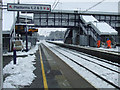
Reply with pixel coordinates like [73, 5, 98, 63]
[28, 28, 38, 32]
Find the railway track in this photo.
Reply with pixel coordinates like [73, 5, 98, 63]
[45, 43, 120, 89]
[59, 47, 120, 74]
[47, 41, 120, 64]
[74, 49, 120, 67]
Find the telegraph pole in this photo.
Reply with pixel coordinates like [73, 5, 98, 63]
[118, 1, 120, 87]
[0, 0, 3, 89]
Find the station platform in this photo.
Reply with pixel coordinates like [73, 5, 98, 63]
[27, 43, 96, 89]
[48, 41, 120, 64]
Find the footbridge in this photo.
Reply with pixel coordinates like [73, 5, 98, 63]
[33, 10, 119, 47]
[10, 10, 120, 48]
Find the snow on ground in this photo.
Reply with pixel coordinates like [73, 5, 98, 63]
[3, 42, 40, 88]
[3, 55, 36, 88]
[23, 41, 32, 50]
[58, 48, 119, 85]
[43, 41, 119, 88]
[47, 40, 64, 44]
[97, 46, 120, 52]
[49, 40, 120, 53]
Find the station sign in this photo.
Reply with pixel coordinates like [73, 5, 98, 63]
[7, 3, 51, 12]
[28, 28, 38, 32]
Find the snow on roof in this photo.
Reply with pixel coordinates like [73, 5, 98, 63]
[80, 15, 118, 35]
[3, 10, 33, 31]
[81, 15, 98, 24]
[3, 10, 17, 31]
[91, 22, 118, 35]
[2, 31, 10, 34]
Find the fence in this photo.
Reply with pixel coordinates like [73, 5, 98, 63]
[3, 36, 37, 53]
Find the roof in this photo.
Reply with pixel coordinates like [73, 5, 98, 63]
[19, 15, 33, 19]
[2, 31, 10, 34]
[3, 10, 33, 31]
[3, 10, 17, 31]
[90, 22, 118, 35]
[52, 10, 119, 15]
[81, 15, 98, 24]
[81, 15, 118, 35]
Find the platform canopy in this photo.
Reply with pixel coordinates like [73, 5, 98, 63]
[91, 22, 118, 35]
[81, 15, 118, 35]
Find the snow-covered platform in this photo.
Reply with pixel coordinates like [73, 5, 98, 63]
[3, 43, 39, 88]
[3, 41, 96, 88]
[3, 41, 120, 88]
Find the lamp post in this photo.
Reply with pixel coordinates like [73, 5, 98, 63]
[25, 12, 28, 52]
[13, 0, 17, 65]
[0, 0, 3, 89]
[13, 0, 15, 40]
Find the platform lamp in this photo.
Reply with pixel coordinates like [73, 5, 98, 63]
[0, 0, 3, 89]
[12, 0, 17, 65]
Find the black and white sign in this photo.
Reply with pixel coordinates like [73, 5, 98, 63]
[7, 3, 51, 12]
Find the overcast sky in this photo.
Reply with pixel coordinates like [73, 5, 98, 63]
[3, 0, 120, 36]
[3, 0, 120, 3]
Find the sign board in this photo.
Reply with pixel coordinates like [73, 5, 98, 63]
[7, 3, 51, 12]
[15, 25, 25, 31]
[28, 28, 38, 32]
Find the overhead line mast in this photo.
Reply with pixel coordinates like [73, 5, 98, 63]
[84, 0, 105, 12]
[52, 0, 60, 10]
[52, 0, 57, 8]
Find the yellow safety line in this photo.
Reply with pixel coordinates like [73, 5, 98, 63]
[39, 47, 48, 90]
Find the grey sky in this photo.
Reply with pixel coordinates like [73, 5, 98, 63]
[3, 0, 120, 11]
[3, 0, 120, 3]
